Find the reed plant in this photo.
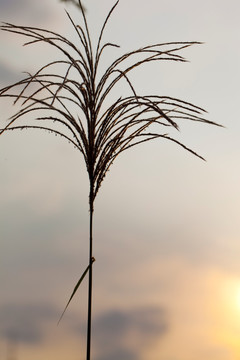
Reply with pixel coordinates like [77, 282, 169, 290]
[0, 1, 221, 359]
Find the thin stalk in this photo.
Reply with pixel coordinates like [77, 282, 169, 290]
[87, 182, 94, 360]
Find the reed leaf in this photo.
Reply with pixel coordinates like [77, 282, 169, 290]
[57, 257, 95, 326]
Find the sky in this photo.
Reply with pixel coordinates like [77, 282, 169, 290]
[0, 0, 240, 359]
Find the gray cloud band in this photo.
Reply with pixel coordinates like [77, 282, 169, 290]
[0, 303, 58, 344]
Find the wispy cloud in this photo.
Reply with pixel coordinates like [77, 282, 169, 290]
[0, 302, 58, 344]
[0, 61, 20, 86]
[0, 0, 55, 23]
[91, 306, 168, 360]
[95, 349, 137, 360]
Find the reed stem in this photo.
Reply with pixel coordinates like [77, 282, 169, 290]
[87, 184, 94, 360]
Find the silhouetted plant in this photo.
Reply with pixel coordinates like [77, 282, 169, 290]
[0, 1, 221, 359]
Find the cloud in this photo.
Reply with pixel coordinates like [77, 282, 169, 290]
[0, 302, 58, 344]
[0, 61, 22, 86]
[0, 0, 59, 25]
[95, 349, 137, 360]
[91, 306, 168, 360]
[0, 303, 168, 357]
[0, 0, 29, 11]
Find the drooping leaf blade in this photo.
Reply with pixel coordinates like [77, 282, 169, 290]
[57, 258, 95, 325]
